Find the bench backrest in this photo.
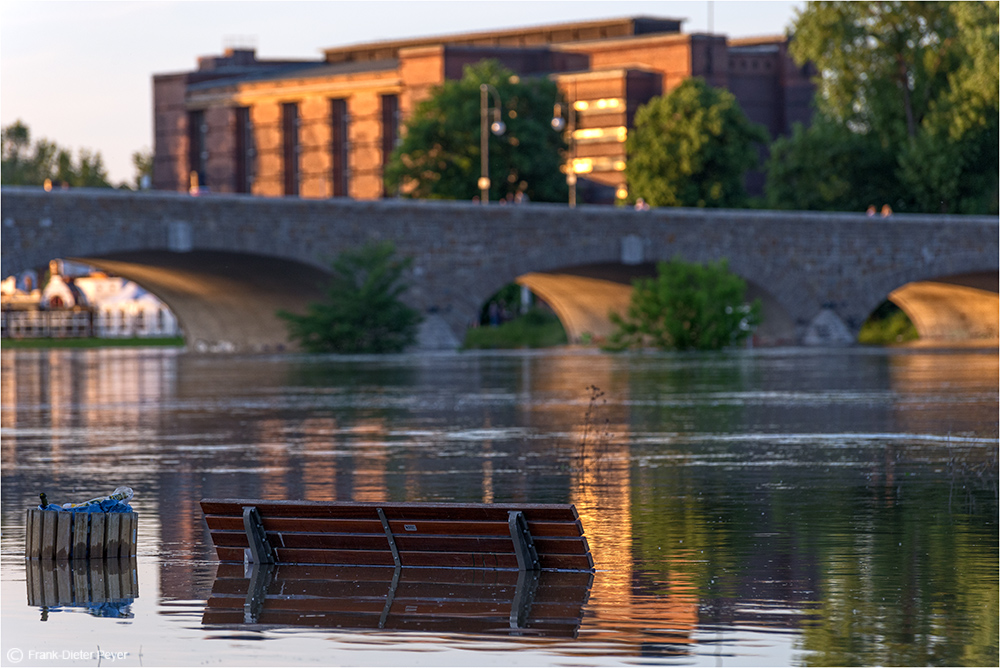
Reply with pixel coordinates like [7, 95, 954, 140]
[200, 499, 593, 572]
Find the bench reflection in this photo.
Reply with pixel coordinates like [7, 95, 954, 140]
[25, 558, 138, 620]
[203, 563, 592, 637]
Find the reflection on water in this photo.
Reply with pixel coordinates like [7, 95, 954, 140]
[25, 558, 137, 620]
[1, 347, 997, 666]
[204, 564, 591, 637]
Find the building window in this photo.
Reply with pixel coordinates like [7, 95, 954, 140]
[330, 98, 350, 197]
[234, 107, 255, 193]
[282, 102, 299, 196]
[188, 110, 208, 189]
[380, 94, 399, 196]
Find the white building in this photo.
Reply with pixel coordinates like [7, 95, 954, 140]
[3, 262, 181, 339]
[74, 274, 180, 338]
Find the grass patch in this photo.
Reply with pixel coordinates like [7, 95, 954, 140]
[858, 303, 918, 345]
[1, 337, 185, 350]
[463, 308, 567, 349]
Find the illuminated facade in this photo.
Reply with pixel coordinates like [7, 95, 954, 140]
[152, 17, 813, 202]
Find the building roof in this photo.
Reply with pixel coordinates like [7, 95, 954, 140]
[186, 58, 399, 93]
[322, 16, 685, 63]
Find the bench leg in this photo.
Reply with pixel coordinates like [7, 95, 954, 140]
[244, 562, 275, 624]
[508, 511, 539, 571]
[378, 566, 402, 629]
[377, 508, 402, 568]
[242, 506, 275, 565]
[510, 569, 541, 629]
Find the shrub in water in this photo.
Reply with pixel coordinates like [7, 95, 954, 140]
[278, 241, 422, 353]
[606, 258, 761, 351]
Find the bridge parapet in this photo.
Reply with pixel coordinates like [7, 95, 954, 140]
[2, 187, 997, 351]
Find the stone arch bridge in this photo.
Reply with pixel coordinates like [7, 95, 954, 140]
[2, 187, 997, 352]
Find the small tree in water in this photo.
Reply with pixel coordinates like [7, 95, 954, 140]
[607, 258, 761, 351]
[278, 241, 423, 353]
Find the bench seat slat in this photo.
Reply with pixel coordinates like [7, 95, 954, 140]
[208, 529, 589, 556]
[202, 499, 579, 522]
[206, 516, 385, 534]
[206, 515, 585, 538]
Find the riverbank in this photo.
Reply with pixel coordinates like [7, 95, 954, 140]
[1, 337, 184, 350]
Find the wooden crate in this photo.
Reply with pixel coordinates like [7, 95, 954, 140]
[25, 509, 138, 560]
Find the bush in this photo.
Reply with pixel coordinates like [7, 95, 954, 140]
[278, 242, 422, 353]
[858, 302, 919, 345]
[606, 258, 761, 351]
[463, 308, 567, 349]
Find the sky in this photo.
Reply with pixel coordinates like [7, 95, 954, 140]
[1, 1, 805, 185]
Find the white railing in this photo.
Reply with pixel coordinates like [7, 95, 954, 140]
[2, 310, 93, 339]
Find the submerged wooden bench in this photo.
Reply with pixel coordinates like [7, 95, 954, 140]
[201, 499, 593, 572]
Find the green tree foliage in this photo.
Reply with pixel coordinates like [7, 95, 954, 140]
[278, 242, 423, 353]
[767, 1, 998, 213]
[1, 120, 112, 187]
[607, 258, 761, 351]
[131, 150, 153, 190]
[624, 78, 768, 208]
[383, 60, 568, 202]
[765, 119, 899, 212]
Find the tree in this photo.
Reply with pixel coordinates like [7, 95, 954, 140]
[131, 150, 154, 190]
[624, 78, 768, 208]
[764, 118, 898, 211]
[770, 1, 998, 213]
[606, 258, 761, 351]
[383, 60, 568, 202]
[1, 120, 112, 188]
[277, 241, 423, 353]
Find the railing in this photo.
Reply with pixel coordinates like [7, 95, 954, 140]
[2, 310, 93, 339]
[1, 309, 181, 340]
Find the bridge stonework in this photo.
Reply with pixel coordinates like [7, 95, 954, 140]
[2, 187, 997, 351]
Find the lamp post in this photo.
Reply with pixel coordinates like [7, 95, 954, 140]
[551, 102, 577, 207]
[479, 83, 505, 204]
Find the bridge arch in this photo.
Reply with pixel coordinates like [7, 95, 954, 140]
[70, 250, 330, 352]
[873, 271, 999, 342]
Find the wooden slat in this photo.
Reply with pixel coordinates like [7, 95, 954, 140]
[537, 552, 594, 571]
[209, 534, 590, 558]
[206, 516, 385, 534]
[106, 514, 122, 558]
[41, 510, 58, 560]
[395, 551, 521, 569]
[55, 513, 73, 560]
[125, 513, 138, 557]
[207, 514, 583, 538]
[89, 513, 106, 559]
[272, 547, 398, 567]
[209, 530, 390, 552]
[201, 499, 579, 523]
[73, 513, 90, 559]
[25, 510, 39, 559]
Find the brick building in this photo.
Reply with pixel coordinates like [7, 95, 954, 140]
[152, 16, 813, 202]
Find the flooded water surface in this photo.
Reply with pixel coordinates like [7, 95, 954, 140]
[1, 347, 997, 666]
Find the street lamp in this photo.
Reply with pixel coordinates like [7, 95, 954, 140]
[479, 83, 505, 204]
[551, 102, 577, 207]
